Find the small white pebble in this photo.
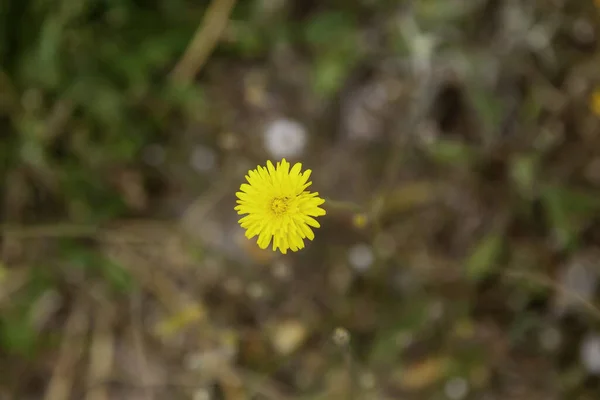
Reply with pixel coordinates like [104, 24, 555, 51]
[263, 118, 307, 158]
[428, 300, 444, 321]
[580, 334, 600, 374]
[528, 25, 550, 50]
[540, 326, 561, 352]
[444, 377, 469, 400]
[332, 327, 350, 346]
[572, 19, 595, 44]
[555, 256, 598, 314]
[192, 389, 211, 400]
[190, 145, 216, 172]
[272, 261, 292, 281]
[348, 243, 374, 272]
[359, 372, 376, 389]
[271, 320, 308, 355]
[247, 282, 266, 299]
[185, 352, 203, 370]
[411, 34, 436, 74]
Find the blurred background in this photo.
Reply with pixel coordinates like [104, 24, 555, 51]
[1, 0, 600, 399]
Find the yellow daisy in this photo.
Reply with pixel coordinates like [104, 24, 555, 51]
[235, 159, 326, 254]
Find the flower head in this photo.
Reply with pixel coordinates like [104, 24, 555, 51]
[235, 159, 326, 254]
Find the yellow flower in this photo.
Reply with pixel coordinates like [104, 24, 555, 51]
[352, 213, 369, 229]
[235, 159, 326, 254]
[592, 90, 600, 116]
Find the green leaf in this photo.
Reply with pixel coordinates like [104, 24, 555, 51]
[61, 243, 134, 293]
[0, 316, 37, 357]
[100, 258, 134, 293]
[466, 232, 503, 281]
[426, 139, 476, 165]
[542, 185, 600, 251]
[304, 11, 356, 52]
[304, 11, 359, 98]
[0, 270, 54, 357]
[20, 16, 63, 88]
[311, 56, 349, 98]
[466, 84, 504, 134]
[415, 0, 482, 25]
[71, 78, 125, 126]
[509, 154, 538, 199]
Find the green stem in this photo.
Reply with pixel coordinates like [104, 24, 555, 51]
[323, 198, 362, 213]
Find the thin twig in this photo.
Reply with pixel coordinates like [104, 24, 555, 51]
[170, 0, 238, 84]
[42, 99, 74, 143]
[502, 269, 600, 320]
[0, 220, 173, 241]
[323, 198, 363, 213]
[44, 299, 89, 400]
[130, 291, 154, 400]
[85, 301, 115, 400]
[1, 169, 29, 262]
[0, 223, 99, 239]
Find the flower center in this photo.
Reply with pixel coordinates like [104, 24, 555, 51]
[270, 197, 289, 216]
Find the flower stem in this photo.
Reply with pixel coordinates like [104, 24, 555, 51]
[323, 198, 362, 212]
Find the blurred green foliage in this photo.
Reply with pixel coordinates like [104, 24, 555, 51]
[1, 0, 600, 398]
